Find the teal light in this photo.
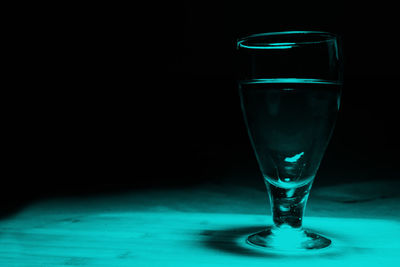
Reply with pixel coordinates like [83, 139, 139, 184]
[270, 226, 308, 250]
[240, 78, 342, 85]
[269, 42, 296, 46]
[0, 207, 399, 265]
[237, 31, 337, 50]
[237, 43, 296, 50]
[284, 152, 304, 163]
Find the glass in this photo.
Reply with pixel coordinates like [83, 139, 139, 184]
[237, 31, 342, 252]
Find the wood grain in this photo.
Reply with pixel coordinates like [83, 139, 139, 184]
[1, 181, 399, 266]
[1, 208, 399, 266]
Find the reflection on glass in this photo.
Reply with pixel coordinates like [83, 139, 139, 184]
[237, 32, 342, 252]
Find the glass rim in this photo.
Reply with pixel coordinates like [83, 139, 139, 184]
[237, 31, 338, 50]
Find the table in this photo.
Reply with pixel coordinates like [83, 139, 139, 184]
[0, 180, 399, 266]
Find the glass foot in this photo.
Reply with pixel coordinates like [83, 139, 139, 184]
[247, 226, 331, 253]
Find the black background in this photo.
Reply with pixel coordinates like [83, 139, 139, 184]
[4, 2, 399, 213]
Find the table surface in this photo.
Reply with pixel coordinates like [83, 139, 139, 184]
[1, 179, 399, 266]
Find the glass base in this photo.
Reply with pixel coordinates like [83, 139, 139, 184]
[247, 226, 331, 253]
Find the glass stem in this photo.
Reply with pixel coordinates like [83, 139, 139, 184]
[266, 180, 313, 229]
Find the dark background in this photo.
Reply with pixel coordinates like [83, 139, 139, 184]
[4, 2, 399, 213]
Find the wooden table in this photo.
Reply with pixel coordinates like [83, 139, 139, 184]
[1, 180, 399, 266]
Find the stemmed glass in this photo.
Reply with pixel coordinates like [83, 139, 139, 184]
[237, 31, 342, 252]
